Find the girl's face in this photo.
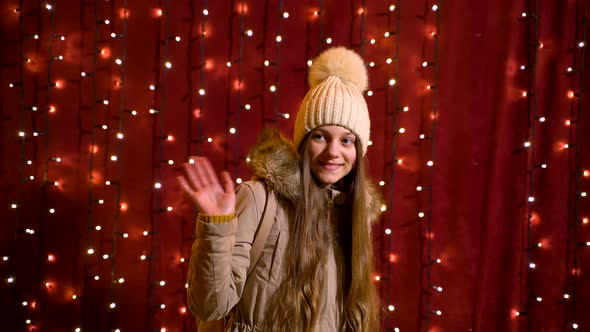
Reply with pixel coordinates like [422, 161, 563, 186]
[308, 125, 357, 185]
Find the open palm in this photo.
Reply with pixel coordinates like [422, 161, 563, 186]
[177, 157, 236, 216]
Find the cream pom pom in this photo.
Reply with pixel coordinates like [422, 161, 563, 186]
[308, 47, 368, 92]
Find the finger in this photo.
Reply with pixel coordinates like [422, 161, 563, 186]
[193, 157, 211, 188]
[201, 158, 221, 188]
[177, 176, 196, 199]
[220, 171, 235, 195]
[183, 160, 201, 191]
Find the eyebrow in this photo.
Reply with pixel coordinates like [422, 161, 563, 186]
[314, 128, 354, 135]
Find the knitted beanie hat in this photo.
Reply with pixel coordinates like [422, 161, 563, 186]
[293, 47, 370, 155]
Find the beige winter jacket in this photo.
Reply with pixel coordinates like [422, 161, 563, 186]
[187, 129, 381, 331]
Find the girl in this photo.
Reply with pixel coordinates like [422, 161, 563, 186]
[178, 47, 382, 331]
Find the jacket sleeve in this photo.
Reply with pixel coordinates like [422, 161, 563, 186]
[187, 182, 264, 321]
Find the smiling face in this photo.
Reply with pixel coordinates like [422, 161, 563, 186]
[308, 125, 358, 185]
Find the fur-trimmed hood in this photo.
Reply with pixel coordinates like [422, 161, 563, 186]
[247, 128, 383, 223]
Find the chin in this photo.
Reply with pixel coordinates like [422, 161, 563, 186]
[315, 173, 343, 186]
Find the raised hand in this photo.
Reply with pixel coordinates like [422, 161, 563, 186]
[177, 157, 236, 216]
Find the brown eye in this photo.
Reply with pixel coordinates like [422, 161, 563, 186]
[342, 137, 355, 145]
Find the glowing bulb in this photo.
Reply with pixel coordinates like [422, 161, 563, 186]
[326, 37, 333, 44]
[276, 35, 282, 42]
[159, 280, 166, 286]
[367, 140, 373, 146]
[422, 61, 428, 67]
[539, 116, 546, 122]
[427, 161, 434, 166]
[166, 206, 173, 212]
[529, 262, 536, 269]
[110, 302, 116, 309]
[115, 58, 122, 65]
[154, 182, 162, 189]
[403, 106, 409, 112]
[141, 255, 147, 260]
[207, 137, 213, 143]
[528, 197, 535, 202]
[579, 41, 585, 48]
[19, 131, 25, 137]
[87, 249, 95, 255]
[389, 79, 396, 86]
[367, 90, 373, 96]
[103, 100, 109, 105]
[175, 36, 181, 42]
[370, 39, 376, 44]
[432, 5, 438, 11]
[369, 61, 375, 67]
[161, 304, 166, 309]
[246, 29, 253, 37]
[49, 208, 55, 214]
[236, 178, 243, 184]
[226, 61, 232, 67]
[94, 276, 99, 280]
[379, 181, 385, 186]
[270, 85, 277, 92]
[386, 58, 393, 64]
[110, 155, 118, 161]
[7, 277, 14, 283]
[524, 141, 531, 148]
[435, 310, 442, 315]
[203, 9, 209, 15]
[199, 89, 206, 96]
[283, 12, 289, 18]
[388, 305, 395, 311]
[417, 186, 423, 191]
[229, 128, 236, 134]
[389, 5, 395, 11]
[45, 3, 52, 10]
[165, 61, 172, 69]
[244, 104, 251, 110]
[385, 229, 392, 235]
[419, 212, 425, 218]
[143, 231, 149, 236]
[380, 205, 387, 212]
[116, 133, 124, 139]
[103, 254, 109, 259]
[307, 60, 312, 66]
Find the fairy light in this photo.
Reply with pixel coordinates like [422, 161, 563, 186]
[148, 0, 173, 328]
[563, 4, 587, 329]
[414, 1, 441, 328]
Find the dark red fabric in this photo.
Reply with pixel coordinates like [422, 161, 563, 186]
[1, 0, 588, 331]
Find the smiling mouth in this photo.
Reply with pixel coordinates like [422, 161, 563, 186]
[320, 164, 342, 171]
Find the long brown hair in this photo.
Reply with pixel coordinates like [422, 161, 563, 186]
[265, 133, 380, 331]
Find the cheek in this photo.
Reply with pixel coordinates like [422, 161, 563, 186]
[345, 149, 357, 165]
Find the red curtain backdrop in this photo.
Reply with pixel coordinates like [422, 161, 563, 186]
[1, 0, 588, 331]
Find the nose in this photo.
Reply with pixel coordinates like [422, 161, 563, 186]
[325, 141, 339, 157]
